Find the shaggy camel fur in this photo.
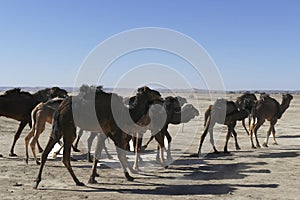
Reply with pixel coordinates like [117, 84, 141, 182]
[0, 87, 67, 156]
[249, 93, 293, 148]
[34, 85, 161, 188]
[198, 98, 252, 155]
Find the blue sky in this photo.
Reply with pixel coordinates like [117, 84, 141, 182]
[0, 0, 299, 90]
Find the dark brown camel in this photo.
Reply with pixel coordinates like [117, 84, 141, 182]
[34, 85, 162, 188]
[0, 87, 68, 156]
[249, 93, 293, 148]
[131, 97, 199, 170]
[235, 92, 257, 135]
[198, 98, 252, 155]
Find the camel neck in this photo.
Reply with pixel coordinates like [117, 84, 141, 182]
[279, 98, 291, 116]
[129, 95, 149, 123]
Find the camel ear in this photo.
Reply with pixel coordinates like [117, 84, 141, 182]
[138, 86, 149, 94]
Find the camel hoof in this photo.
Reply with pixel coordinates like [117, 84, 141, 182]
[262, 143, 268, 148]
[167, 156, 173, 161]
[164, 165, 169, 169]
[130, 169, 139, 174]
[107, 155, 113, 159]
[213, 150, 220, 154]
[88, 177, 97, 184]
[125, 172, 134, 182]
[9, 153, 17, 157]
[141, 145, 147, 152]
[236, 146, 241, 150]
[251, 146, 256, 149]
[95, 173, 100, 177]
[76, 182, 85, 186]
[273, 142, 278, 145]
[34, 178, 41, 189]
[70, 157, 77, 162]
[224, 151, 230, 154]
[73, 148, 80, 153]
[36, 160, 41, 165]
[256, 145, 261, 149]
[38, 149, 44, 154]
[25, 158, 29, 164]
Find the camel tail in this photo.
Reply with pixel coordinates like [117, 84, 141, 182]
[51, 110, 60, 142]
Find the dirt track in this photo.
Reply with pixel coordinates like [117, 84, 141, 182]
[0, 93, 299, 200]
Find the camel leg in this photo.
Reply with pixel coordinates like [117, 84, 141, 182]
[87, 132, 97, 162]
[254, 120, 264, 148]
[133, 133, 142, 171]
[98, 132, 113, 159]
[88, 132, 106, 184]
[272, 125, 278, 145]
[34, 137, 57, 189]
[263, 125, 272, 147]
[165, 130, 173, 161]
[25, 127, 35, 164]
[198, 126, 209, 155]
[249, 120, 256, 149]
[73, 128, 83, 152]
[9, 120, 28, 156]
[232, 129, 240, 150]
[30, 125, 45, 165]
[116, 146, 134, 181]
[224, 126, 231, 153]
[155, 132, 167, 168]
[141, 135, 154, 151]
[242, 119, 250, 135]
[62, 133, 84, 186]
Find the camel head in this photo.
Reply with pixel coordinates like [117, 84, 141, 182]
[179, 104, 199, 123]
[49, 87, 68, 98]
[236, 93, 257, 110]
[282, 93, 293, 105]
[164, 96, 181, 112]
[175, 96, 187, 107]
[136, 86, 161, 103]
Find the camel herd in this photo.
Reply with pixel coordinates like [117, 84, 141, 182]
[0, 85, 293, 189]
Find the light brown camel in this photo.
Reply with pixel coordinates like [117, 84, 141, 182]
[249, 93, 293, 148]
[0, 87, 68, 156]
[198, 98, 252, 155]
[24, 98, 64, 165]
[34, 85, 162, 188]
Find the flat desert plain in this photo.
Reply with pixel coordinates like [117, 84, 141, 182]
[0, 93, 299, 200]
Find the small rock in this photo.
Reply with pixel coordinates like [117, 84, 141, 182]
[13, 183, 23, 187]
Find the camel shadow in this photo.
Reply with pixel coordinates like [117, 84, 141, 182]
[257, 151, 299, 158]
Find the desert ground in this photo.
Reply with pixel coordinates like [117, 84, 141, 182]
[0, 92, 299, 200]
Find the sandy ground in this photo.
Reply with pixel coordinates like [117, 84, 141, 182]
[0, 93, 299, 200]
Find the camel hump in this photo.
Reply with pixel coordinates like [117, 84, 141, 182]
[3, 88, 32, 97]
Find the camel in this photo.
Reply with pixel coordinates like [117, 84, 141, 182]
[235, 92, 257, 135]
[0, 87, 68, 156]
[24, 98, 65, 165]
[131, 96, 199, 170]
[34, 85, 162, 188]
[249, 93, 293, 148]
[198, 98, 252, 155]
